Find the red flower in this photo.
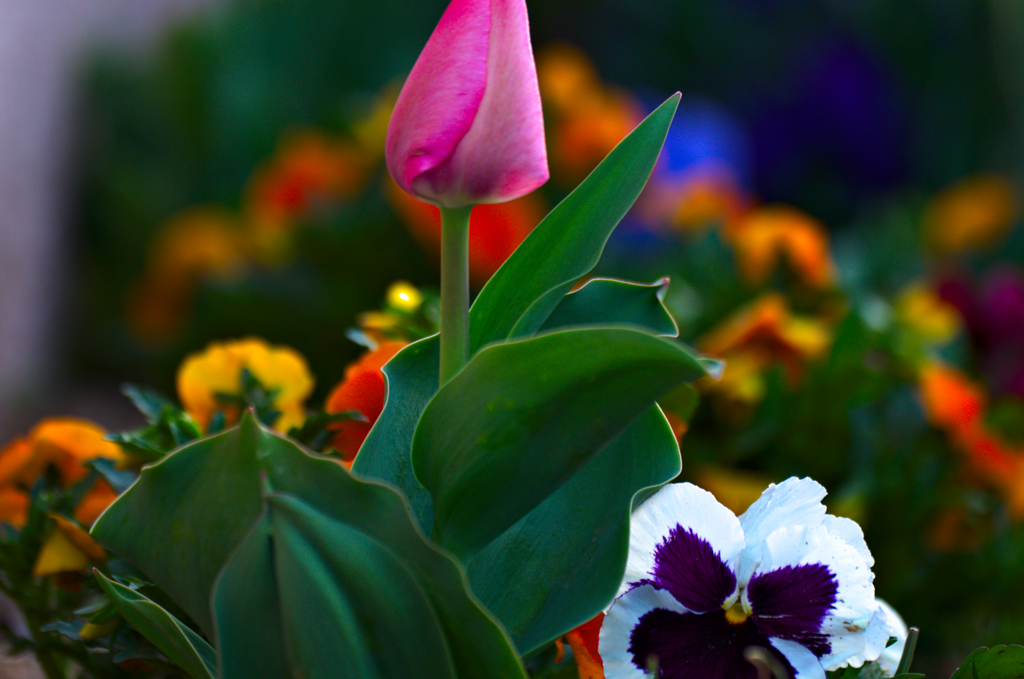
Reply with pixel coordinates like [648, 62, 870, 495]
[325, 342, 408, 466]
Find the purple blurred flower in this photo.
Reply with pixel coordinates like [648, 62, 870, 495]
[939, 267, 1024, 397]
[750, 39, 908, 201]
[600, 479, 894, 679]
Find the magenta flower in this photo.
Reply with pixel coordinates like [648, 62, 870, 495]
[385, 0, 549, 208]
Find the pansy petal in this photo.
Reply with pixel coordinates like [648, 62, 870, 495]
[619, 483, 744, 604]
[602, 584, 776, 679]
[873, 600, 908, 676]
[737, 477, 827, 584]
[839, 603, 898, 672]
[752, 524, 877, 670]
[822, 515, 873, 568]
[769, 638, 826, 679]
[601, 585, 688, 679]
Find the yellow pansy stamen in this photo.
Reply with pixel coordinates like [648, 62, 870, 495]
[724, 597, 752, 625]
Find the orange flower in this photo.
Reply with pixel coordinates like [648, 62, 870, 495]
[176, 338, 314, 432]
[664, 173, 748, 234]
[728, 206, 835, 288]
[698, 293, 832, 385]
[536, 45, 643, 184]
[923, 174, 1019, 255]
[387, 179, 546, 286]
[127, 207, 247, 342]
[0, 419, 124, 489]
[0, 486, 29, 527]
[324, 341, 407, 466]
[918, 362, 986, 437]
[0, 419, 126, 529]
[563, 613, 605, 679]
[918, 362, 1024, 518]
[246, 130, 373, 231]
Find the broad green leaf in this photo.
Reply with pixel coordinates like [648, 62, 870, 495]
[950, 645, 1024, 678]
[465, 405, 680, 653]
[253, 435, 528, 679]
[350, 335, 440, 533]
[469, 94, 681, 351]
[413, 326, 708, 557]
[539, 278, 678, 337]
[217, 496, 456, 679]
[92, 415, 269, 634]
[94, 571, 216, 679]
[211, 514, 292, 679]
[95, 411, 522, 679]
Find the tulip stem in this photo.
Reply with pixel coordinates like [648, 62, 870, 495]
[439, 205, 473, 386]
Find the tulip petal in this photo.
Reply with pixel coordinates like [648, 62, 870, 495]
[386, 0, 491, 203]
[426, 0, 549, 206]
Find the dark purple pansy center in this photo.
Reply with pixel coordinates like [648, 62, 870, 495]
[629, 532, 839, 677]
[748, 563, 838, 657]
[649, 525, 737, 612]
[628, 608, 794, 679]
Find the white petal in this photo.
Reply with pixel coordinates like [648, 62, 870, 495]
[737, 477, 827, 584]
[618, 483, 745, 601]
[600, 584, 689, 679]
[872, 600, 909, 676]
[822, 514, 874, 568]
[769, 638, 826, 679]
[755, 524, 878, 670]
[835, 603, 897, 671]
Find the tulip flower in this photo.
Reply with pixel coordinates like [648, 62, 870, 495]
[386, 0, 549, 384]
[385, 0, 548, 209]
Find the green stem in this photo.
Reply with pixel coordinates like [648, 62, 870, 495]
[439, 205, 473, 386]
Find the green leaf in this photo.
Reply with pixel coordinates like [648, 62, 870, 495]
[658, 383, 701, 423]
[469, 94, 681, 351]
[464, 405, 679, 653]
[122, 384, 175, 423]
[951, 645, 1024, 678]
[539, 278, 678, 337]
[413, 326, 707, 557]
[94, 571, 216, 679]
[350, 335, 440, 533]
[84, 458, 136, 494]
[94, 411, 523, 679]
[92, 415, 268, 634]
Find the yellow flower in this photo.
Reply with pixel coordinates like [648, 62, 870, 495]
[33, 514, 106, 583]
[698, 293, 832, 384]
[894, 282, 961, 344]
[176, 338, 314, 432]
[386, 281, 423, 313]
[728, 206, 835, 288]
[923, 174, 1019, 254]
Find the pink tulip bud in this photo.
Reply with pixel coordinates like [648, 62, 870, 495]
[385, 0, 549, 208]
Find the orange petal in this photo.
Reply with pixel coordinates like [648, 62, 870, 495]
[565, 613, 605, 679]
[0, 486, 29, 527]
[325, 341, 407, 461]
[75, 480, 119, 526]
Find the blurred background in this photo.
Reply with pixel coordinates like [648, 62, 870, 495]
[3, 0, 1024, 674]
